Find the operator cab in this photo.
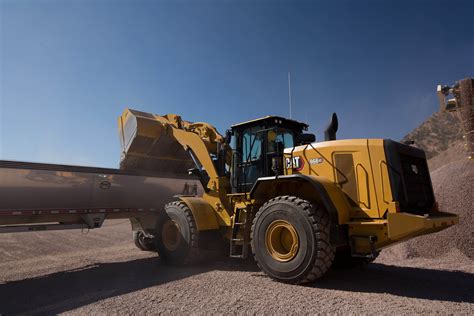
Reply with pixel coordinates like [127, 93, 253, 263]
[228, 116, 313, 193]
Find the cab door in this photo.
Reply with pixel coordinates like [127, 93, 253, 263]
[236, 125, 265, 192]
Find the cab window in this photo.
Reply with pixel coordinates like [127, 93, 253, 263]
[268, 129, 294, 152]
[242, 126, 263, 161]
[277, 131, 294, 148]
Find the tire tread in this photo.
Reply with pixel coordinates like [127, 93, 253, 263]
[250, 195, 335, 284]
[163, 201, 202, 265]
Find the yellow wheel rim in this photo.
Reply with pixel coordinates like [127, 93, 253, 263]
[265, 220, 299, 262]
[162, 219, 181, 251]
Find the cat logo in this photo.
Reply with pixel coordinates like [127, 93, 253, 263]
[285, 156, 304, 171]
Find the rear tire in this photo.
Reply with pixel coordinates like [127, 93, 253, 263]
[155, 201, 202, 265]
[251, 196, 335, 284]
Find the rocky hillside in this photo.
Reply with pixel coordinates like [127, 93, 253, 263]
[401, 111, 464, 160]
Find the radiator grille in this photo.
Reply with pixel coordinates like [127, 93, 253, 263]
[384, 140, 435, 215]
[399, 154, 433, 212]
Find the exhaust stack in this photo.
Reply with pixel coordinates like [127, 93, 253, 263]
[324, 113, 338, 141]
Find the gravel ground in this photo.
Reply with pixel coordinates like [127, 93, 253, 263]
[0, 219, 473, 314]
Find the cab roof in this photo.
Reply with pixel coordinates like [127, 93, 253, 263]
[231, 115, 308, 131]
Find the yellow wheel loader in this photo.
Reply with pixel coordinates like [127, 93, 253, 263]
[119, 103, 460, 283]
[1, 80, 467, 284]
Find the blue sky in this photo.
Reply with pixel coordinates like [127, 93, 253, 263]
[1, 0, 473, 168]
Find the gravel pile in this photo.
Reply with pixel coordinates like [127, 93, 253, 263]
[406, 159, 473, 258]
[380, 159, 473, 260]
[427, 142, 468, 171]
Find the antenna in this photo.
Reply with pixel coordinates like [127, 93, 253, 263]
[288, 71, 292, 119]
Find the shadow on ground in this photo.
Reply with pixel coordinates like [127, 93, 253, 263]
[0, 259, 472, 314]
[313, 263, 474, 303]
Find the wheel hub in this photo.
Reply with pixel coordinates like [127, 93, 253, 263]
[162, 219, 181, 251]
[265, 220, 299, 262]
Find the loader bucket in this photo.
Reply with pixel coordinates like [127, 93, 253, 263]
[118, 109, 195, 174]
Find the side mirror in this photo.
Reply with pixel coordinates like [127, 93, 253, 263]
[296, 133, 316, 145]
[225, 129, 232, 144]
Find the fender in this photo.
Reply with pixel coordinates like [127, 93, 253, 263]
[177, 196, 220, 231]
[250, 174, 350, 246]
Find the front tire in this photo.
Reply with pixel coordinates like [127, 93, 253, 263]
[155, 201, 201, 265]
[251, 196, 335, 284]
